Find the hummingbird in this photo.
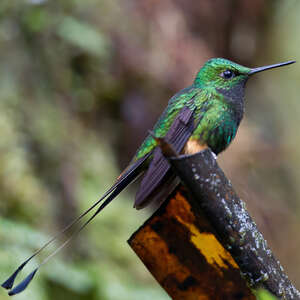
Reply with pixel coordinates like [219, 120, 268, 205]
[2, 58, 295, 295]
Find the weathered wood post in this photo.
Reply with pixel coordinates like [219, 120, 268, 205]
[128, 140, 300, 300]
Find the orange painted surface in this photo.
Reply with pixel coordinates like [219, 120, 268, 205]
[129, 185, 255, 300]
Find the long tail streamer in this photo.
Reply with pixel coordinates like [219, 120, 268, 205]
[2, 154, 149, 295]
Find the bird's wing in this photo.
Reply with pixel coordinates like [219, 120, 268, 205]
[134, 104, 196, 209]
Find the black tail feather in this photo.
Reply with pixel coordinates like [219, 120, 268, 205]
[8, 269, 38, 296]
[1, 153, 149, 295]
[1, 260, 29, 290]
[1, 184, 117, 291]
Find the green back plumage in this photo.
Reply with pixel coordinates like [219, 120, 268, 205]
[135, 87, 198, 159]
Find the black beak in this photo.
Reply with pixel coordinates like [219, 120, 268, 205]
[249, 60, 296, 75]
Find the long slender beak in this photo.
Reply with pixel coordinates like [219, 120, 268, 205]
[249, 60, 296, 75]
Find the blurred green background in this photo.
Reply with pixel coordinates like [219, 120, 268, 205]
[0, 1, 300, 299]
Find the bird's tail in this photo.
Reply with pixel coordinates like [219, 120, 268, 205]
[1, 154, 150, 296]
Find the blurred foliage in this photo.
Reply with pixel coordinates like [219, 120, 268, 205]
[0, 0, 300, 299]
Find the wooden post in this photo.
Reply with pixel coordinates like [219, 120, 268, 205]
[129, 185, 255, 299]
[128, 145, 300, 299]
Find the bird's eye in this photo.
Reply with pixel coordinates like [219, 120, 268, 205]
[220, 69, 236, 79]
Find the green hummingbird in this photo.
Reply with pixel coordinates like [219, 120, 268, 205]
[2, 58, 295, 295]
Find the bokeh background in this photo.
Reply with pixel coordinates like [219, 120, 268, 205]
[0, 1, 300, 299]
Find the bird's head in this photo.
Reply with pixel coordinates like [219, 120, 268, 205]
[194, 57, 295, 91]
